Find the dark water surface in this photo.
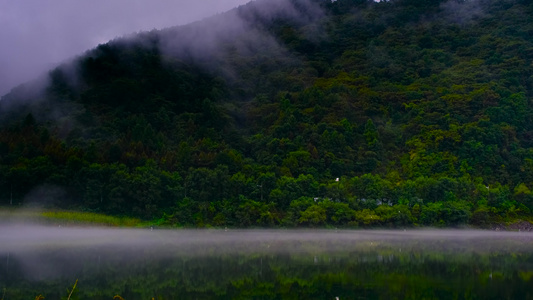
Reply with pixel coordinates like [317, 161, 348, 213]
[0, 225, 532, 299]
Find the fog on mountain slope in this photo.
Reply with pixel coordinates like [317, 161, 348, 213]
[0, 0, 531, 228]
[0, 0, 251, 97]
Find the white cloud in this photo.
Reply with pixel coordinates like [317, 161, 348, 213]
[0, 0, 251, 96]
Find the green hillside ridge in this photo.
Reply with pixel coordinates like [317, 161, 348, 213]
[0, 0, 532, 228]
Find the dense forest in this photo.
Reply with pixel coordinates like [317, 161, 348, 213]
[0, 0, 532, 227]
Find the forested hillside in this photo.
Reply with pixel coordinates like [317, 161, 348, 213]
[1, 0, 532, 227]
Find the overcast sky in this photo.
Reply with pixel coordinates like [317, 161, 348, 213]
[0, 0, 251, 97]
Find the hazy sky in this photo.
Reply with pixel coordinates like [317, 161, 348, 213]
[0, 0, 251, 97]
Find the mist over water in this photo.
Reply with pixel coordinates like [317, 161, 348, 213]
[1, 224, 532, 254]
[1, 225, 532, 298]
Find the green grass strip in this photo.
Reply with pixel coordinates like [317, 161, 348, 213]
[40, 210, 145, 227]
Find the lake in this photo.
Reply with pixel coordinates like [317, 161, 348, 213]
[0, 225, 532, 299]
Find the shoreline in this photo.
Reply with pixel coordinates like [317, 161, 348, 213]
[1, 207, 532, 232]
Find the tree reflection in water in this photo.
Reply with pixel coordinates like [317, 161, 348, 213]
[0, 228, 532, 299]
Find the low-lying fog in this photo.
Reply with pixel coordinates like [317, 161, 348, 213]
[1, 223, 532, 296]
[1, 223, 532, 255]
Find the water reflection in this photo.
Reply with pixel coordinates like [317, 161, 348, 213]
[0, 226, 532, 299]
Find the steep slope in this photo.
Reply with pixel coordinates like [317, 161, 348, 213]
[0, 0, 532, 227]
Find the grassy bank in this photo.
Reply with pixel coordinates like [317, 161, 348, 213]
[1, 207, 531, 230]
[0, 207, 148, 227]
[40, 210, 146, 227]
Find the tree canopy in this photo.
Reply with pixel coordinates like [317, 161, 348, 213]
[0, 0, 532, 227]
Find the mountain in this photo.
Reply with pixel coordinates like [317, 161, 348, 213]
[0, 0, 532, 227]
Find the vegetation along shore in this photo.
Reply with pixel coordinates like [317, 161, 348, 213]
[0, 0, 532, 228]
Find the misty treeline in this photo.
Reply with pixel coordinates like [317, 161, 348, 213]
[0, 0, 532, 227]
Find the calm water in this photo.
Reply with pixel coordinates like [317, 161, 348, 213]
[0, 225, 532, 299]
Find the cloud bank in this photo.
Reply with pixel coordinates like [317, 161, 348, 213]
[0, 0, 251, 96]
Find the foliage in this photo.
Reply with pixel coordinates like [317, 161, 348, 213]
[0, 0, 532, 227]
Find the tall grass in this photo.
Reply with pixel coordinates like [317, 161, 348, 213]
[40, 211, 146, 227]
[0, 207, 149, 227]
[66, 279, 78, 300]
